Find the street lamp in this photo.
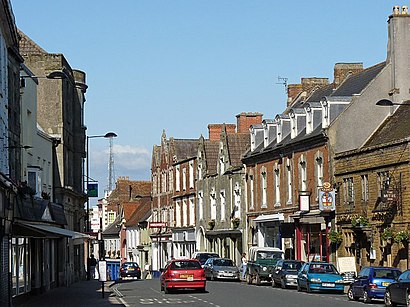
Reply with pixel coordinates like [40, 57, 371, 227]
[85, 132, 117, 232]
[376, 99, 410, 106]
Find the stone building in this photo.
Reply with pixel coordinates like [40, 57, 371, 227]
[197, 113, 262, 265]
[331, 6, 410, 272]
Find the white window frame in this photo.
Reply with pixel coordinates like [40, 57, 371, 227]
[361, 174, 369, 202]
[234, 182, 241, 218]
[182, 168, 187, 191]
[189, 160, 194, 188]
[286, 161, 292, 204]
[210, 188, 216, 220]
[261, 168, 267, 208]
[198, 191, 203, 220]
[274, 166, 280, 206]
[220, 190, 226, 221]
[250, 175, 254, 209]
[189, 197, 195, 226]
[175, 165, 180, 191]
[176, 201, 181, 227]
[182, 199, 187, 226]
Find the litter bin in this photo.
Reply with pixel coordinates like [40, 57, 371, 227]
[152, 270, 161, 279]
[106, 260, 121, 281]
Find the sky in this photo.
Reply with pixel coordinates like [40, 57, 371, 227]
[10, 0, 407, 203]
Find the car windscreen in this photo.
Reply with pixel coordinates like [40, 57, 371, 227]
[198, 254, 219, 263]
[373, 269, 401, 279]
[308, 263, 338, 274]
[122, 262, 139, 269]
[256, 251, 283, 260]
[170, 261, 202, 270]
[213, 259, 234, 266]
[283, 262, 302, 270]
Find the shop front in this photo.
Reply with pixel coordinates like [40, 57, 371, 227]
[251, 213, 284, 249]
[172, 227, 196, 258]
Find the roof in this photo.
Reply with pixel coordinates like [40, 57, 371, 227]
[364, 105, 410, 147]
[172, 139, 198, 161]
[107, 179, 151, 204]
[103, 214, 121, 236]
[204, 139, 219, 175]
[331, 62, 386, 97]
[18, 29, 47, 55]
[305, 83, 335, 103]
[125, 199, 151, 227]
[226, 133, 250, 167]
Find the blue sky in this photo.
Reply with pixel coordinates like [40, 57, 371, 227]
[11, 0, 406, 201]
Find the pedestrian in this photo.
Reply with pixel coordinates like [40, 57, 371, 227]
[241, 253, 248, 281]
[89, 254, 97, 279]
[144, 262, 151, 279]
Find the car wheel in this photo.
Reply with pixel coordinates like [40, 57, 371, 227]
[306, 282, 312, 293]
[160, 283, 164, 291]
[272, 279, 276, 287]
[255, 274, 261, 286]
[384, 290, 397, 307]
[281, 279, 287, 289]
[247, 274, 253, 285]
[406, 291, 410, 307]
[164, 287, 171, 294]
[363, 289, 371, 303]
[347, 286, 359, 301]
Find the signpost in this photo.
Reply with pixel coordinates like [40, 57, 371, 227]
[98, 260, 107, 298]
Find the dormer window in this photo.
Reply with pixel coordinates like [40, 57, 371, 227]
[264, 126, 269, 147]
[276, 120, 282, 143]
[321, 100, 330, 128]
[290, 111, 297, 139]
[306, 106, 313, 134]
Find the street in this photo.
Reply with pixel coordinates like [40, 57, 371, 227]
[113, 279, 384, 307]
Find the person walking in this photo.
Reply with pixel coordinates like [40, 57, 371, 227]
[143, 262, 151, 279]
[89, 254, 97, 279]
[241, 253, 248, 281]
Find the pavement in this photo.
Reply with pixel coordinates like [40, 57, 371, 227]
[13, 279, 124, 307]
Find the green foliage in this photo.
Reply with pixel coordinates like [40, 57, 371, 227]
[351, 215, 369, 227]
[327, 230, 343, 244]
[381, 228, 394, 241]
[394, 230, 409, 243]
[231, 217, 240, 228]
[208, 219, 215, 229]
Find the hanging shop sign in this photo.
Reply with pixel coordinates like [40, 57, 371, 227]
[319, 182, 335, 212]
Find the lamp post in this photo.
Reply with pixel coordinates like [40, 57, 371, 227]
[85, 132, 117, 232]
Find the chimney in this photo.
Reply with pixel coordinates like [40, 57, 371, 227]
[387, 5, 410, 100]
[301, 78, 329, 93]
[236, 112, 263, 133]
[333, 63, 364, 88]
[208, 124, 236, 141]
[287, 84, 303, 106]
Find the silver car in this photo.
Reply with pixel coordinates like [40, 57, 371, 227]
[204, 258, 240, 281]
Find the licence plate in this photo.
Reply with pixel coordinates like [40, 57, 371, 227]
[180, 274, 193, 281]
[322, 283, 335, 287]
[128, 268, 134, 271]
[382, 282, 390, 287]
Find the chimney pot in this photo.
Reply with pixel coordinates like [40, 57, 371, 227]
[402, 5, 408, 15]
[394, 5, 400, 15]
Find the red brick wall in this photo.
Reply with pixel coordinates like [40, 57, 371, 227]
[236, 113, 263, 134]
[208, 124, 236, 141]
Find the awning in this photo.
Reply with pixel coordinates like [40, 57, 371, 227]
[14, 222, 92, 243]
[290, 210, 325, 225]
[253, 213, 284, 223]
[205, 229, 242, 237]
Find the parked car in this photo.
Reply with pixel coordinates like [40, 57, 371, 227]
[271, 260, 304, 288]
[192, 252, 220, 267]
[384, 269, 410, 306]
[160, 259, 206, 294]
[347, 266, 401, 303]
[119, 262, 142, 280]
[204, 258, 240, 281]
[247, 247, 284, 285]
[297, 262, 345, 293]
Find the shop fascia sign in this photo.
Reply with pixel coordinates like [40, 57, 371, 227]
[319, 182, 335, 212]
[149, 222, 167, 228]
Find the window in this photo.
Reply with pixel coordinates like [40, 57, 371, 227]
[189, 197, 195, 226]
[234, 183, 241, 218]
[175, 166, 180, 191]
[377, 171, 390, 198]
[220, 190, 226, 221]
[306, 106, 313, 134]
[198, 163, 202, 180]
[361, 174, 369, 202]
[286, 162, 292, 204]
[198, 191, 203, 220]
[189, 161, 194, 188]
[176, 201, 181, 227]
[219, 157, 225, 174]
[182, 168, 186, 191]
[169, 207, 175, 227]
[343, 177, 354, 204]
[152, 174, 157, 195]
[168, 169, 173, 192]
[210, 188, 216, 220]
[261, 168, 267, 208]
[108, 212, 115, 224]
[316, 156, 323, 188]
[250, 175, 254, 209]
[300, 158, 307, 191]
[274, 166, 280, 206]
[27, 169, 40, 196]
[182, 199, 187, 226]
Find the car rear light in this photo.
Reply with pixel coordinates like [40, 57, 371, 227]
[369, 283, 378, 289]
[120, 268, 124, 272]
[137, 268, 141, 271]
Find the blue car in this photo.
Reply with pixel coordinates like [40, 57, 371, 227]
[297, 262, 345, 293]
[347, 266, 401, 303]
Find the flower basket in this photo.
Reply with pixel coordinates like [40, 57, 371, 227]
[327, 230, 343, 245]
[351, 215, 369, 228]
[208, 219, 215, 230]
[231, 217, 240, 229]
[394, 231, 409, 244]
[381, 228, 394, 242]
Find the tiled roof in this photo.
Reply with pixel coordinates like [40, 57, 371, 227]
[305, 83, 335, 103]
[102, 214, 121, 236]
[331, 62, 386, 97]
[18, 29, 47, 55]
[365, 106, 410, 147]
[227, 133, 250, 167]
[126, 200, 151, 226]
[172, 139, 198, 161]
[204, 140, 219, 175]
[107, 179, 151, 204]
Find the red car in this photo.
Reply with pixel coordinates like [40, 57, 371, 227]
[160, 259, 206, 293]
